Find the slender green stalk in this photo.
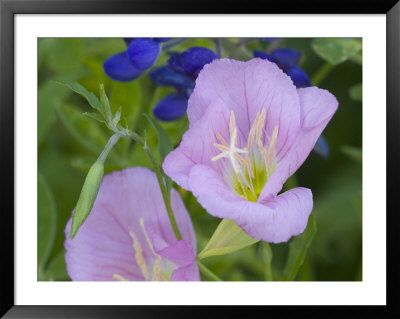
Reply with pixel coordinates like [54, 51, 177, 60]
[197, 260, 222, 281]
[122, 130, 183, 241]
[98, 134, 120, 164]
[311, 62, 333, 86]
[263, 242, 273, 281]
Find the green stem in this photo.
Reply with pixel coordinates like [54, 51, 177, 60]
[311, 62, 333, 86]
[123, 129, 183, 241]
[262, 242, 273, 281]
[98, 133, 120, 164]
[197, 260, 222, 281]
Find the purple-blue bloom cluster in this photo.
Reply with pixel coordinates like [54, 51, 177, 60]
[103, 38, 170, 82]
[254, 48, 311, 88]
[150, 47, 218, 121]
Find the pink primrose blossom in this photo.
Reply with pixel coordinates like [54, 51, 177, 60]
[64, 167, 199, 281]
[163, 58, 338, 243]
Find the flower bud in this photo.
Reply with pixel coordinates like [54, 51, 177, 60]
[70, 161, 104, 239]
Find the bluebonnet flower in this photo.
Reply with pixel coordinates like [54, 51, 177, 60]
[261, 38, 280, 42]
[254, 48, 311, 88]
[103, 38, 171, 82]
[150, 47, 218, 121]
[254, 48, 329, 158]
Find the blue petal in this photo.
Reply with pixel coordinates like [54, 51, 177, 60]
[270, 48, 301, 69]
[153, 93, 188, 121]
[253, 50, 276, 63]
[313, 135, 330, 159]
[261, 38, 280, 42]
[150, 66, 195, 90]
[167, 47, 218, 77]
[126, 38, 160, 70]
[285, 66, 311, 88]
[153, 38, 172, 42]
[103, 52, 142, 82]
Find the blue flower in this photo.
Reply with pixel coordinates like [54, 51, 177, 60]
[103, 52, 142, 82]
[150, 47, 218, 121]
[254, 48, 311, 88]
[261, 38, 280, 42]
[103, 38, 170, 82]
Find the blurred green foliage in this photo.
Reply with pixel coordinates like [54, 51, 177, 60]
[38, 38, 362, 281]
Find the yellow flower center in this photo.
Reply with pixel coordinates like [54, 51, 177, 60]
[212, 109, 278, 202]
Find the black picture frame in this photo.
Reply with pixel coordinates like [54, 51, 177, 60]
[1, 0, 399, 317]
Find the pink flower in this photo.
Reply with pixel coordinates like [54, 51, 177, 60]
[64, 167, 199, 281]
[163, 58, 338, 243]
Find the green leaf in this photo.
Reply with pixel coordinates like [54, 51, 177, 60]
[198, 219, 259, 259]
[38, 174, 57, 271]
[70, 161, 104, 238]
[58, 82, 103, 115]
[42, 249, 69, 281]
[283, 214, 317, 281]
[143, 114, 173, 162]
[349, 83, 362, 102]
[56, 103, 109, 155]
[99, 83, 112, 122]
[112, 106, 122, 126]
[341, 145, 362, 163]
[82, 112, 106, 124]
[312, 38, 362, 65]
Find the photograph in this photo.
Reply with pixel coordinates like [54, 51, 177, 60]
[37, 37, 362, 282]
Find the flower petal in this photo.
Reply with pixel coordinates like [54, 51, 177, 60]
[285, 66, 311, 88]
[163, 98, 232, 189]
[157, 240, 196, 267]
[153, 38, 172, 42]
[168, 47, 218, 77]
[253, 50, 276, 63]
[153, 93, 188, 122]
[270, 48, 301, 69]
[150, 66, 195, 90]
[187, 58, 302, 158]
[259, 86, 338, 200]
[103, 52, 142, 82]
[171, 262, 200, 281]
[261, 38, 280, 42]
[64, 167, 196, 281]
[188, 164, 313, 243]
[127, 38, 160, 70]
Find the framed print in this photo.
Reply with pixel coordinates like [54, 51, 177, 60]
[1, 0, 399, 317]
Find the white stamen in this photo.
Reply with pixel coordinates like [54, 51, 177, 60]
[212, 108, 278, 201]
[139, 218, 165, 281]
[129, 231, 149, 280]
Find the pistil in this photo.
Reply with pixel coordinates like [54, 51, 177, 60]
[212, 109, 278, 202]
